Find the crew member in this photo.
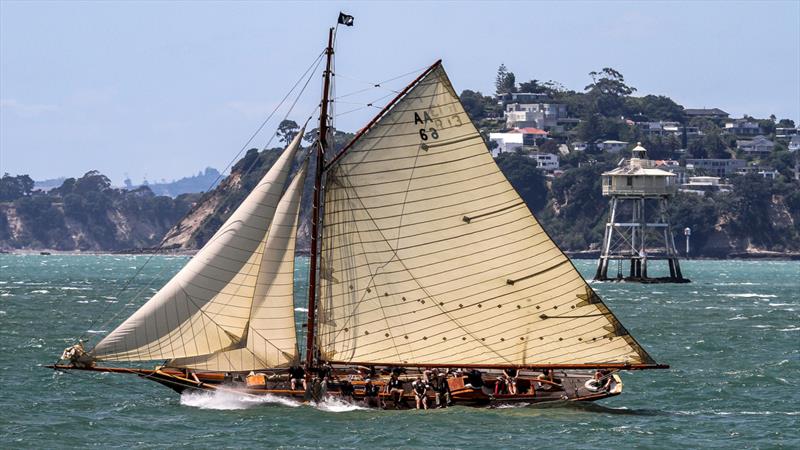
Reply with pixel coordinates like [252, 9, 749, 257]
[411, 376, 429, 410]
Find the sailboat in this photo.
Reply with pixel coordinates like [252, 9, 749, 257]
[51, 21, 668, 408]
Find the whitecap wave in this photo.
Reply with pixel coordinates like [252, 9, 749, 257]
[294, 307, 308, 312]
[180, 388, 302, 410]
[314, 396, 367, 412]
[722, 293, 777, 298]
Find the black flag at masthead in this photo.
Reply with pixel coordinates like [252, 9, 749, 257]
[338, 12, 354, 26]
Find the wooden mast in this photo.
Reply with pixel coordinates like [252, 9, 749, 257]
[305, 27, 334, 370]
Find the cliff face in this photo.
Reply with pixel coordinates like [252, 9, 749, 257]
[159, 147, 312, 252]
[0, 171, 198, 252]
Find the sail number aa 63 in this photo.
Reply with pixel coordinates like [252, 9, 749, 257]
[414, 111, 462, 142]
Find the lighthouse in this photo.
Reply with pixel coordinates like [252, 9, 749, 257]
[594, 143, 688, 282]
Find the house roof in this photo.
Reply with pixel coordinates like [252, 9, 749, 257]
[685, 108, 729, 116]
[602, 166, 676, 177]
[512, 127, 548, 135]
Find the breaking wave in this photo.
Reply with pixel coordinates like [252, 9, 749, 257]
[180, 388, 301, 410]
[180, 389, 366, 412]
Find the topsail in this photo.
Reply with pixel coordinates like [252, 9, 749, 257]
[318, 63, 655, 367]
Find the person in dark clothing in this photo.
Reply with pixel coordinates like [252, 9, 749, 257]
[433, 372, 452, 408]
[318, 362, 333, 382]
[465, 369, 483, 389]
[411, 376, 430, 410]
[289, 365, 306, 391]
[363, 378, 381, 408]
[386, 373, 405, 409]
[339, 378, 355, 401]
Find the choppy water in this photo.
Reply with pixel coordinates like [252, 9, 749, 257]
[1, 255, 798, 448]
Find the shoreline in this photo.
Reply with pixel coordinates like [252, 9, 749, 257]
[3, 249, 798, 261]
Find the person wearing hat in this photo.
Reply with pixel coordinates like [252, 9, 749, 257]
[363, 378, 381, 408]
[386, 372, 405, 409]
[432, 371, 452, 408]
[411, 376, 430, 410]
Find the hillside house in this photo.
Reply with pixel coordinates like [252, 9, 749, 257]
[788, 135, 800, 152]
[489, 127, 549, 155]
[597, 140, 629, 153]
[526, 152, 560, 172]
[505, 102, 568, 129]
[685, 158, 746, 177]
[737, 135, 775, 155]
[724, 120, 761, 136]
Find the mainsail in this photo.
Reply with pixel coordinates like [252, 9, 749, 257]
[318, 63, 655, 367]
[92, 131, 305, 362]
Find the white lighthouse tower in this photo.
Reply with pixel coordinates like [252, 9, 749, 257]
[594, 143, 688, 282]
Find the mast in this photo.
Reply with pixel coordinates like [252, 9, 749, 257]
[305, 27, 334, 370]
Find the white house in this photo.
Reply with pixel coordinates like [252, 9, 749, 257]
[505, 103, 568, 129]
[526, 152, 560, 171]
[488, 127, 549, 156]
[679, 176, 732, 195]
[788, 135, 800, 152]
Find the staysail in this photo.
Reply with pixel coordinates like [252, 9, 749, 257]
[318, 63, 655, 367]
[92, 130, 304, 362]
[170, 160, 307, 371]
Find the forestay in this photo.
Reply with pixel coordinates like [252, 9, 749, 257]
[318, 64, 655, 367]
[92, 131, 304, 362]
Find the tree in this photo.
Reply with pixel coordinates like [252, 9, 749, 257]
[495, 64, 516, 95]
[495, 153, 548, 212]
[277, 119, 300, 145]
[585, 68, 636, 117]
[459, 90, 496, 122]
[624, 95, 684, 122]
[518, 79, 546, 94]
[0, 174, 34, 201]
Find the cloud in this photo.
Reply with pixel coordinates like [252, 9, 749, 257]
[0, 98, 58, 118]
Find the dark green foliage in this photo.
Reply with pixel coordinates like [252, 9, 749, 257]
[624, 95, 684, 122]
[667, 193, 721, 251]
[534, 161, 615, 250]
[13, 195, 67, 245]
[459, 90, 498, 122]
[0, 174, 35, 201]
[277, 119, 300, 145]
[495, 64, 516, 95]
[495, 153, 548, 213]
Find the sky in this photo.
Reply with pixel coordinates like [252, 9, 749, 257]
[1, 1, 799, 185]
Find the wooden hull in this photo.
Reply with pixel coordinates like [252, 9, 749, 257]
[47, 365, 622, 408]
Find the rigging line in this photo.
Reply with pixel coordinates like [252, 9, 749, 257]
[334, 65, 429, 98]
[80, 55, 326, 356]
[333, 92, 397, 118]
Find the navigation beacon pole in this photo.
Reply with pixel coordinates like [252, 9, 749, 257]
[306, 27, 334, 371]
[594, 143, 688, 283]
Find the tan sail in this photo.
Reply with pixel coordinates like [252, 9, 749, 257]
[170, 160, 307, 371]
[318, 63, 655, 367]
[92, 130, 305, 362]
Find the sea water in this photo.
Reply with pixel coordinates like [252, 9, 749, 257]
[0, 255, 798, 448]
